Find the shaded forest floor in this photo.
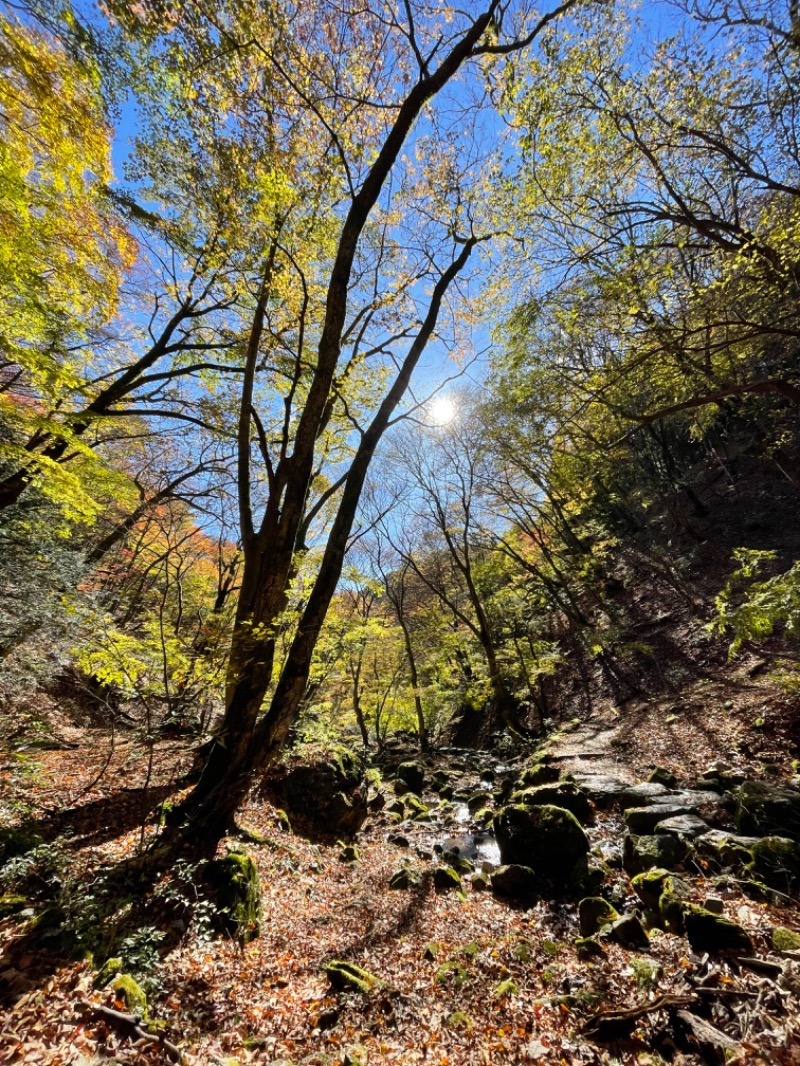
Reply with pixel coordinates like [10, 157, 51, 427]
[1, 666, 800, 1066]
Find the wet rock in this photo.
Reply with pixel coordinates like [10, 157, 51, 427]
[683, 907, 753, 953]
[510, 783, 594, 825]
[654, 814, 709, 839]
[623, 833, 686, 875]
[207, 850, 262, 944]
[494, 804, 589, 882]
[610, 913, 649, 950]
[746, 836, 800, 890]
[578, 896, 618, 936]
[467, 791, 493, 813]
[490, 864, 539, 899]
[624, 804, 696, 834]
[736, 781, 800, 841]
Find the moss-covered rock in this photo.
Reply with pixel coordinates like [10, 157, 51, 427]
[746, 836, 800, 891]
[610, 913, 649, 950]
[207, 850, 262, 944]
[262, 744, 368, 840]
[510, 783, 593, 825]
[112, 974, 148, 1016]
[683, 907, 753, 953]
[388, 866, 421, 890]
[693, 829, 757, 870]
[490, 864, 538, 899]
[94, 957, 123, 989]
[515, 761, 560, 789]
[494, 804, 589, 886]
[623, 832, 686, 875]
[396, 761, 425, 795]
[658, 875, 691, 934]
[575, 936, 605, 961]
[325, 960, 383, 994]
[736, 781, 800, 841]
[578, 897, 618, 937]
[433, 866, 462, 891]
[631, 868, 671, 910]
[467, 791, 493, 813]
[772, 926, 800, 953]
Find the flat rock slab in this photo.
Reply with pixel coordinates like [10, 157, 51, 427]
[655, 814, 709, 838]
[619, 783, 672, 805]
[572, 775, 630, 808]
[625, 804, 697, 834]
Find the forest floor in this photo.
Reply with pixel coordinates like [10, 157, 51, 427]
[1, 666, 799, 1066]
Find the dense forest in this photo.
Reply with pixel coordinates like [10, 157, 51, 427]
[1, 0, 800, 1062]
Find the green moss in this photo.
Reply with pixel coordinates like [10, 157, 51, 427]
[747, 836, 800, 889]
[94, 957, 123, 989]
[208, 850, 262, 943]
[112, 974, 148, 1016]
[632, 956, 663, 992]
[494, 978, 519, 999]
[0, 895, 26, 919]
[575, 937, 605, 961]
[325, 960, 382, 994]
[435, 961, 469, 987]
[578, 897, 618, 937]
[329, 744, 362, 782]
[447, 1010, 473, 1031]
[631, 868, 671, 909]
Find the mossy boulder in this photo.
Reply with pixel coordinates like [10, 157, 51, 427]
[494, 804, 589, 886]
[746, 836, 800, 891]
[623, 832, 686, 875]
[683, 907, 753, 953]
[578, 896, 618, 937]
[262, 744, 368, 840]
[772, 927, 800, 953]
[389, 866, 422, 890]
[207, 850, 262, 943]
[467, 791, 493, 813]
[325, 960, 383, 994]
[396, 761, 425, 795]
[433, 866, 462, 891]
[0, 825, 43, 867]
[610, 913, 649, 950]
[112, 974, 147, 1016]
[510, 783, 593, 825]
[631, 868, 671, 910]
[490, 864, 538, 899]
[658, 876, 691, 934]
[515, 761, 560, 789]
[736, 781, 800, 841]
[694, 829, 757, 870]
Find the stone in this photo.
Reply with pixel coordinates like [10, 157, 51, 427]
[658, 876, 691, 934]
[112, 975, 147, 1016]
[736, 781, 800, 841]
[610, 913, 649, 950]
[575, 936, 605, 960]
[623, 833, 686, 875]
[494, 804, 589, 882]
[0, 895, 26, 919]
[338, 845, 359, 863]
[624, 804, 696, 834]
[619, 782, 672, 806]
[515, 761, 561, 788]
[433, 866, 462, 891]
[772, 927, 800, 953]
[655, 814, 709, 839]
[389, 866, 421, 890]
[263, 744, 368, 839]
[578, 896, 618, 937]
[631, 868, 671, 909]
[325, 961, 383, 994]
[571, 774, 630, 808]
[694, 830, 759, 870]
[207, 850, 262, 944]
[396, 761, 425, 795]
[702, 897, 725, 915]
[387, 834, 410, 848]
[648, 767, 679, 789]
[746, 836, 800, 890]
[510, 783, 594, 825]
[683, 907, 753, 953]
[471, 873, 491, 892]
[467, 791, 493, 813]
[490, 864, 539, 899]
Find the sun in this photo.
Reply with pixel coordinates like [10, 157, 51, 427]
[428, 394, 457, 426]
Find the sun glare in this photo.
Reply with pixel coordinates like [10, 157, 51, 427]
[428, 394, 457, 426]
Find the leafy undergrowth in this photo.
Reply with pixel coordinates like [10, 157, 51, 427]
[1, 696, 800, 1066]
